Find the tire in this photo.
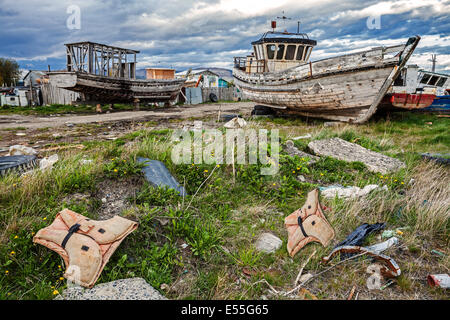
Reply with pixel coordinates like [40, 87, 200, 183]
[251, 105, 276, 116]
[209, 93, 218, 103]
[0, 155, 38, 176]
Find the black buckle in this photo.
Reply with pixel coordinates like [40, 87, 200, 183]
[61, 223, 81, 249]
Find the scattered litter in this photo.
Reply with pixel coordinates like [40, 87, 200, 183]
[334, 223, 386, 248]
[41, 144, 85, 152]
[431, 250, 446, 257]
[298, 288, 318, 300]
[284, 140, 319, 164]
[224, 116, 247, 129]
[382, 228, 408, 239]
[52, 133, 62, 138]
[255, 233, 282, 254]
[292, 134, 312, 140]
[65, 122, 75, 127]
[0, 155, 38, 176]
[80, 159, 93, 165]
[380, 280, 394, 290]
[285, 189, 335, 257]
[366, 237, 399, 254]
[427, 274, 450, 289]
[319, 184, 384, 199]
[323, 245, 401, 278]
[347, 285, 356, 300]
[33, 208, 138, 288]
[297, 175, 306, 182]
[15, 132, 26, 136]
[308, 138, 405, 174]
[55, 278, 166, 300]
[137, 157, 187, 196]
[8, 145, 38, 156]
[420, 153, 450, 165]
[39, 154, 59, 171]
[181, 243, 189, 249]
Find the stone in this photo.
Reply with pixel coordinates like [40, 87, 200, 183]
[255, 233, 282, 254]
[284, 140, 319, 164]
[54, 278, 167, 300]
[308, 138, 405, 174]
[319, 184, 381, 199]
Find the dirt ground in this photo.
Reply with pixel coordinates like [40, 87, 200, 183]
[0, 102, 254, 154]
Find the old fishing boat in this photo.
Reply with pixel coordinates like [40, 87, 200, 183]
[233, 23, 421, 122]
[48, 42, 185, 104]
[417, 69, 450, 112]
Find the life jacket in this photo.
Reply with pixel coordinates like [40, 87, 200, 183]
[285, 189, 335, 257]
[33, 209, 138, 288]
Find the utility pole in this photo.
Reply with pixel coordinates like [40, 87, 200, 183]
[429, 54, 437, 72]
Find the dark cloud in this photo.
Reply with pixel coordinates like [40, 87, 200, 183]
[1, 0, 449, 73]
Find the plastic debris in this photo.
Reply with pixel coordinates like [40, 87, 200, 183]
[137, 157, 187, 196]
[8, 145, 38, 156]
[382, 227, 408, 239]
[427, 274, 450, 289]
[431, 250, 446, 257]
[224, 117, 247, 129]
[39, 154, 59, 171]
[319, 184, 384, 199]
[366, 237, 399, 254]
[420, 153, 450, 165]
[334, 223, 386, 248]
[292, 134, 312, 140]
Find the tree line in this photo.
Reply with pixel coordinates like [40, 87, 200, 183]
[0, 58, 20, 87]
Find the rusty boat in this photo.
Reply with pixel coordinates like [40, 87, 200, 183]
[48, 42, 185, 104]
[233, 25, 421, 123]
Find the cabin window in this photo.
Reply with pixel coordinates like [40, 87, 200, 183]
[428, 76, 439, 86]
[253, 46, 258, 59]
[436, 77, 447, 87]
[296, 46, 305, 61]
[305, 46, 312, 61]
[267, 44, 276, 60]
[420, 74, 431, 84]
[285, 45, 296, 60]
[258, 45, 264, 60]
[276, 44, 286, 60]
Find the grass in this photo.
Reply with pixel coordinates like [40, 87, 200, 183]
[0, 111, 448, 300]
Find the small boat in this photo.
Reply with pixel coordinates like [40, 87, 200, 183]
[48, 42, 185, 104]
[417, 70, 450, 113]
[380, 65, 436, 110]
[233, 23, 421, 123]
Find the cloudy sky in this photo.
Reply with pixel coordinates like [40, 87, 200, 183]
[1, 0, 449, 74]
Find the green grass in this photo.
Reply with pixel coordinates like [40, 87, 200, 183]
[0, 112, 448, 300]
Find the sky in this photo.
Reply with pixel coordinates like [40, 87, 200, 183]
[1, 0, 449, 75]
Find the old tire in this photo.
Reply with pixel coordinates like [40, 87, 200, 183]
[0, 155, 38, 176]
[209, 93, 218, 103]
[251, 105, 276, 116]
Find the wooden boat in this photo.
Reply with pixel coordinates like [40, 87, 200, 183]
[48, 42, 185, 104]
[233, 26, 421, 123]
[417, 70, 450, 113]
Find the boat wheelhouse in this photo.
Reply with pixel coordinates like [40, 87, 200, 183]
[233, 23, 421, 123]
[418, 70, 450, 112]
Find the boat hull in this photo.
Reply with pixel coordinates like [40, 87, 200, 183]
[233, 37, 420, 123]
[380, 92, 436, 110]
[422, 95, 450, 112]
[48, 72, 186, 103]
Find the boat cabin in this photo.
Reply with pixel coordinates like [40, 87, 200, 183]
[417, 70, 450, 96]
[235, 30, 317, 74]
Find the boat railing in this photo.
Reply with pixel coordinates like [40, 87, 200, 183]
[234, 57, 266, 74]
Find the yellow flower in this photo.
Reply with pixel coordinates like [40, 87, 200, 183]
[7, 293, 11, 296]
[320, 173, 324, 176]
[394, 180, 398, 182]
[204, 170, 208, 173]
[401, 182, 405, 185]
[292, 171, 296, 174]
[216, 165, 220, 168]
[43, 217, 47, 220]
[10, 251, 15, 255]
[14, 235, 18, 239]
[273, 183, 276, 186]
[380, 175, 383, 178]
[114, 169, 118, 172]
[5, 270, 9, 275]
[124, 171, 127, 174]
[52, 290, 59, 295]
[59, 277, 64, 281]
[297, 167, 300, 170]
[58, 265, 62, 269]
[13, 184, 17, 187]
[31, 232, 35, 236]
